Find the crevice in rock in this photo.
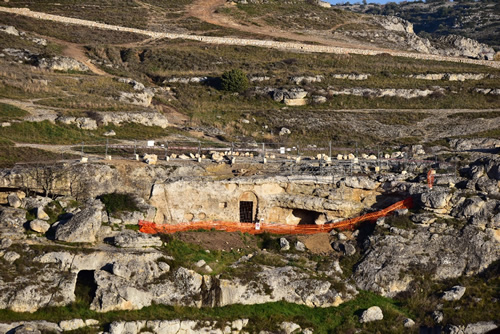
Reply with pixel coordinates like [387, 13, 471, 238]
[201, 276, 222, 307]
[75, 270, 97, 306]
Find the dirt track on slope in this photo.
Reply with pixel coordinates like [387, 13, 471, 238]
[0, 6, 498, 68]
[186, 0, 381, 50]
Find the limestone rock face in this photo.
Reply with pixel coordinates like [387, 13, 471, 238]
[118, 91, 154, 107]
[113, 231, 163, 248]
[91, 270, 153, 312]
[353, 224, 500, 297]
[436, 34, 496, 60]
[450, 139, 500, 152]
[0, 164, 175, 201]
[359, 306, 383, 323]
[343, 176, 379, 190]
[420, 189, 452, 210]
[0, 207, 26, 233]
[273, 88, 308, 106]
[378, 16, 414, 34]
[37, 56, 89, 72]
[55, 201, 103, 243]
[59, 319, 86, 331]
[0, 25, 20, 36]
[0, 321, 62, 334]
[56, 116, 98, 130]
[107, 319, 251, 334]
[98, 112, 168, 128]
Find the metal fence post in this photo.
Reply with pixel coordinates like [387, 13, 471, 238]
[81, 142, 84, 156]
[198, 141, 202, 156]
[134, 140, 137, 156]
[105, 138, 108, 157]
[329, 141, 332, 160]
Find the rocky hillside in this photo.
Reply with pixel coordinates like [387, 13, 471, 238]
[0, 1, 499, 331]
[0, 145, 499, 333]
[338, 0, 500, 52]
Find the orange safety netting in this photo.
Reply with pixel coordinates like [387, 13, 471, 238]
[139, 197, 413, 235]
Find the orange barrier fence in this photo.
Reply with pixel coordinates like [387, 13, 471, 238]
[139, 197, 413, 235]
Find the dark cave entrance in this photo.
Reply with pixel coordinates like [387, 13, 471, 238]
[292, 209, 321, 225]
[74, 270, 97, 306]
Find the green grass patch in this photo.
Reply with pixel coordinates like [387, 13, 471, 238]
[160, 235, 247, 275]
[0, 102, 29, 122]
[0, 121, 99, 144]
[0, 144, 74, 168]
[0, 290, 412, 333]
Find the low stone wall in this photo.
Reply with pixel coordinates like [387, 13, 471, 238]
[1, 7, 499, 69]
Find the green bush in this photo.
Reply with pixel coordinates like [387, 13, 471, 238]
[99, 193, 139, 215]
[220, 69, 249, 93]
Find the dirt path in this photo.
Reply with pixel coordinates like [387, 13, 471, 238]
[1, 7, 498, 68]
[186, 0, 380, 50]
[60, 42, 110, 76]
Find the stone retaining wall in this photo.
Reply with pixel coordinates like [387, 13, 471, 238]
[1, 6, 499, 69]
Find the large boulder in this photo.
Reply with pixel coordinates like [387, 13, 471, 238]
[359, 306, 383, 323]
[442, 285, 466, 301]
[29, 220, 50, 234]
[420, 190, 452, 210]
[55, 202, 103, 243]
[7, 192, 23, 208]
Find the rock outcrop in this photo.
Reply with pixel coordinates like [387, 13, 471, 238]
[435, 35, 496, 60]
[354, 223, 499, 297]
[37, 56, 89, 72]
[54, 200, 104, 243]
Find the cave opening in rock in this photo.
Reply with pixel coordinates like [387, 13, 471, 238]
[75, 270, 97, 306]
[292, 209, 321, 225]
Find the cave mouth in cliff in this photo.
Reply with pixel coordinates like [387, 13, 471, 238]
[75, 270, 97, 306]
[292, 209, 321, 225]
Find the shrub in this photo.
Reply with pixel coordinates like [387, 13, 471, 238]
[99, 193, 139, 215]
[220, 69, 249, 93]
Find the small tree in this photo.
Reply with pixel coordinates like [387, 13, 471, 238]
[220, 69, 249, 93]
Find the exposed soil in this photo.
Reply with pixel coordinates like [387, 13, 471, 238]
[297, 233, 333, 254]
[176, 231, 259, 252]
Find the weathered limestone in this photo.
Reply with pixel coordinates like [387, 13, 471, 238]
[37, 56, 89, 72]
[359, 306, 384, 323]
[442, 285, 466, 301]
[29, 219, 50, 233]
[55, 201, 103, 243]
